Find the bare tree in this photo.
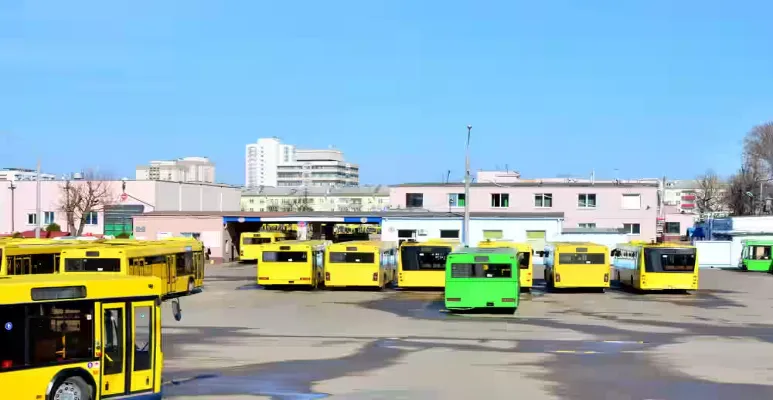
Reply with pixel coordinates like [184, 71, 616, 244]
[724, 159, 763, 216]
[743, 122, 773, 174]
[266, 204, 280, 212]
[59, 171, 115, 236]
[695, 170, 723, 215]
[281, 198, 314, 212]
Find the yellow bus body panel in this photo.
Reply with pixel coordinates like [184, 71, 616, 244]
[0, 241, 100, 275]
[547, 242, 611, 288]
[60, 239, 205, 297]
[325, 241, 396, 288]
[257, 240, 329, 286]
[240, 232, 287, 261]
[0, 274, 163, 400]
[613, 242, 699, 291]
[397, 239, 458, 289]
[478, 240, 533, 289]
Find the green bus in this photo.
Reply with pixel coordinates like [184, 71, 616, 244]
[444, 247, 520, 313]
[739, 240, 773, 272]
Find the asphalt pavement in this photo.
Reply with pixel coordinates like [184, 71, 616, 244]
[160, 263, 773, 399]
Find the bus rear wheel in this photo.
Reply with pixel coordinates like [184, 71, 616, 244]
[52, 376, 92, 400]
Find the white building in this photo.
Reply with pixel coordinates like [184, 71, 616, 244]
[136, 157, 215, 183]
[0, 167, 56, 181]
[245, 137, 358, 188]
[241, 185, 388, 212]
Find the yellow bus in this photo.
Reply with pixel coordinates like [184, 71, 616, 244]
[240, 231, 287, 261]
[612, 242, 698, 291]
[478, 239, 534, 292]
[324, 241, 397, 289]
[0, 241, 101, 275]
[0, 274, 165, 400]
[257, 240, 330, 288]
[544, 242, 610, 290]
[397, 239, 459, 289]
[60, 238, 205, 298]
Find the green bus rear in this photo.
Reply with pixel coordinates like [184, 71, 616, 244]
[444, 247, 520, 312]
[740, 240, 773, 272]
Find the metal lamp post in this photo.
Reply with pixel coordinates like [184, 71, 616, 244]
[463, 125, 472, 246]
[8, 179, 15, 232]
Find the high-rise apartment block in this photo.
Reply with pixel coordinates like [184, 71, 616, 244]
[136, 157, 215, 183]
[245, 137, 358, 188]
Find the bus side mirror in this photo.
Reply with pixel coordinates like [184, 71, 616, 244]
[171, 299, 182, 321]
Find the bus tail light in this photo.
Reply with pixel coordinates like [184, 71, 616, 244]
[555, 274, 561, 283]
[258, 277, 268, 281]
[446, 298, 461, 302]
[325, 272, 330, 281]
[1, 360, 11, 368]
[604, 273, 609, 283]
[240, 250, 244, 256]
[501, 298, 515, 302]
[372, 272, 378, 282]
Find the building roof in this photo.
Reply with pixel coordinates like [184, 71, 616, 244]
[139, 210, 565, 219]
[391, 181, 659, 188]
[242, 185, 388, 196]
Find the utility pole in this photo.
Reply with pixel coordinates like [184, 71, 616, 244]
[35, 159, 41, 238]
[463, 125, 472, 247]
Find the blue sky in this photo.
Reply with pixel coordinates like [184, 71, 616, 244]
[1, 1, 771, 185]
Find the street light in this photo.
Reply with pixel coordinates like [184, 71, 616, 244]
[463, 125, 472, 246]
[8, 178, 15, 233]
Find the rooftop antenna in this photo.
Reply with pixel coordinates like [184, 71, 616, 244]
[446, 170, 451, 183]
[505, 164, 509, 173]
[591, 169, 595, 185]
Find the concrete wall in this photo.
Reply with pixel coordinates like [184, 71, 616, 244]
[390, 184, 659, 241]
[380, 218, 562, 245]
[0, 180, 240, 235]
[132, 215, 226, 262]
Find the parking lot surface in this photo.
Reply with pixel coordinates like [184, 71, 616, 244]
[161, 263, 773, 399]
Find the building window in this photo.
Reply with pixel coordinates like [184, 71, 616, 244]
[665, 222, 680, 234]
[621, 194, 641, 210]
[440, 230, 460, 239]
[406, 193, 424, 208]
[578, 223, 596, 229]
[85, 212, 98, 225]
[491, 193, 509, 208]
[578, 193, 597, 208]
[249, 198, 254, 204]
[483, 230, 503, 239]
[44, 212, 55, 225]
[534, 193, 552, 208]
[623, 223, 641, 234]
[448, 193, 465, 207]
[27, 213, 37, 225]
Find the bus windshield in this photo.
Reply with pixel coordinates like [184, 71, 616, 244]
[401, 246, 451, 270]
[64, 258, 121, 272]
[558, 253, 605, 265]
[450, 263, 512, 278]
[244, 237, 272, 245]
[262, 251, 308, 263]
[329, 252, 375, 263]
[644, 248, 696, 272]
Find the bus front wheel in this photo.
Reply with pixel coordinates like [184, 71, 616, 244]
[51, 376, 92, 400]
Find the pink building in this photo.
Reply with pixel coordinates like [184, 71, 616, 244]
[0, 179, 241, 236]
[389, 182, 660, 241]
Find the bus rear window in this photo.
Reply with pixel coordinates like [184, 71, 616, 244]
[644, 248, 696, 273]
[244, 237, 272, 245]
[558, 253, 605, 265]
[400, 246, 451, 271]
[450, 263, 512, 278]
[65, 258, 121, 272]
[329, 252, 375, 263]
[262, 251, 307, 263]
[517, 252, 530, 269]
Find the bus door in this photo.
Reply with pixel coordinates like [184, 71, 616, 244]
[166, 255, 176, 294]
[130, 301, 155, 392]
[100, 302, 127, 396]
